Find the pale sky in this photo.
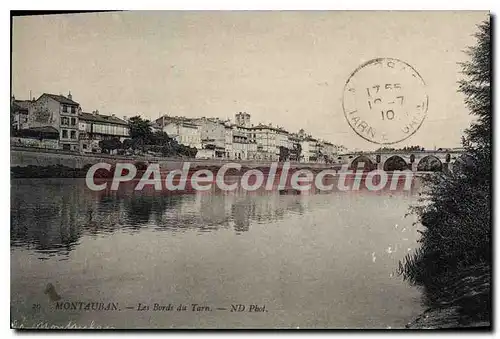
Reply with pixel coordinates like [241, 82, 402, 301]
[12, 11, 488, 151]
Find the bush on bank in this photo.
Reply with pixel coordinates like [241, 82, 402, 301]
[399, 20, 491, 323]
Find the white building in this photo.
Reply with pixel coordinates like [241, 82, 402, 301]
[192, 117, 226, 158]
[162, 120, 201, 149]
[300, 138, 318, 163]
[231, 124, 253, 160]
[276, 127, 291, 156]
[79, 111, 130, 152]
[248, 141, 258, 160]
[224, 124, 233, 158]
[250, 124, 280, 161]
[26, 92, 81, 151]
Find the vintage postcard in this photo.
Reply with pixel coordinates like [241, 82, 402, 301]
[10, 10, 491, 329]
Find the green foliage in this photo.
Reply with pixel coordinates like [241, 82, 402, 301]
[98, 138, 122, 153]
[125, 117, 197, 158]
[279, 146, 290, 162]
[399, 20, 491, 320]
[459, 21, 491, 181]
[128, 116, 153, 142]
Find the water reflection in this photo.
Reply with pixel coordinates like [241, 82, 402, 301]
[11, 177, 423, 328]
[11, 179, 329, 254]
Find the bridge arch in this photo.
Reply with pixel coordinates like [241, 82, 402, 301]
[416, 155, 443, 172]
[349, 155, 376, 171]
[383, 155, 409, 171]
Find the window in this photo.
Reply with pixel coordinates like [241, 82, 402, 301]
[83, 144, 88, 149]
[71, 106, 76, 114]
[61, 117, 69, 126]
[62, 130, 68, 139]
[62, 144, 70, 150]
[62, 105, 68, 113]
[70, 131, 76, 139]
[71, 118, 76, 126]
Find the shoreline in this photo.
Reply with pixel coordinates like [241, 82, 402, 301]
[405, 263, 491, 329]
[405, 307, 490, 329]
[10, 163, 432, 179]
[10, 163, 343, 179]
[11, 147, 437, 179]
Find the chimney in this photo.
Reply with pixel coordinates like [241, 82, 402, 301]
[123, 115, 127, 121]
[111, 114, 116, 117]
[67, 91, 72, 100]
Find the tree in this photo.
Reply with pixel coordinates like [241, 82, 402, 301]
[122, 138, 134, 150]
[128, 116, 153, 145]
[126, 116, 199, 158]
[279, 146, 290, 162]
[399, 20, 491, 323]
[323, 154, 332, 164]
[290, 143, 302, 161]
[179, 145, 198, 158]
[99, 138, 122, 154]
[151, 131, 173, 146]
[458, 21, 491, 180]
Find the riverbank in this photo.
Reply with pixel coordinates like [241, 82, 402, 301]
[10, 162, 345, 179]
[10, 146, 340, 174]
[405, 263, 491, 329]
[406, 307, 490, 329]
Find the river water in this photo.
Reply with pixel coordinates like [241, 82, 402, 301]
[11, 178, 424, 329]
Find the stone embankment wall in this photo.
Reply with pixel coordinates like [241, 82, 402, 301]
[11, 146, 336, 170]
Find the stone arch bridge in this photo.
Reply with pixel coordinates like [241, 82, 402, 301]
[336, 149, 466, 172]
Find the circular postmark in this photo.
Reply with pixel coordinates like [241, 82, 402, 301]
[342, 58, 428, 145]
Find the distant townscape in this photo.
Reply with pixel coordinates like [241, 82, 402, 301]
[11, 91, 348, 163]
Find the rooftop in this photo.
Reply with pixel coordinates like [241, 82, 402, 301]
[250, 123, 289, 133]
[42, 93, 79, 106]
[80, 112, 128, 126]
[12, 100, 30, 111]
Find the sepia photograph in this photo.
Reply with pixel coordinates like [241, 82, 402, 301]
[9, 9, 491, 330]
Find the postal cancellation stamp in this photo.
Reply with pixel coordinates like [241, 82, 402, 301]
[342, 58, 429, 145]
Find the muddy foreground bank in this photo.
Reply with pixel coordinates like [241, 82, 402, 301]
[405, 263, 491, 329]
